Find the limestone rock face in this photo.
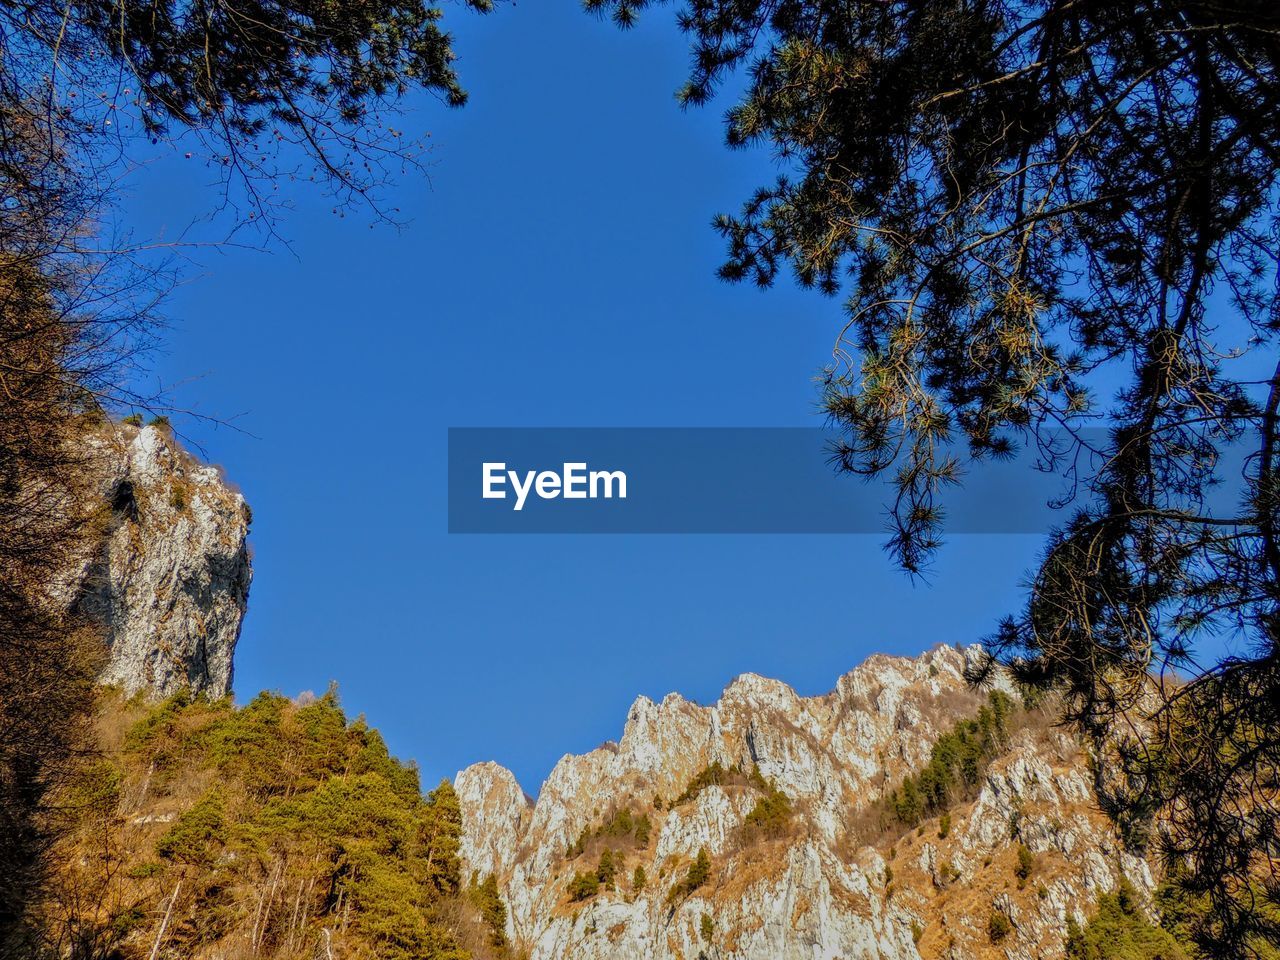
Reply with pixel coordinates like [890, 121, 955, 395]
[70, 423, 252, 698]
[457, 647, 1153, 960]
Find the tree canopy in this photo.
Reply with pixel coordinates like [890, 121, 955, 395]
[586, 0, 1280, 953]
[1, 0, 491, 216]
[1067, 879, 1191, 960]
[40, 688, 488, 959]
[0, 0, 495, 945]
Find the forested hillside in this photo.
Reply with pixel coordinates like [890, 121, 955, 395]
[33, 689, 509, 960]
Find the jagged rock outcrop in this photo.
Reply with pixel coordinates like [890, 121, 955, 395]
[67, 422, 252, 698]
[457, 647, 1154, 960]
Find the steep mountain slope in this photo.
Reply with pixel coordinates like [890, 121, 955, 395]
[457, 647, 1153, 960]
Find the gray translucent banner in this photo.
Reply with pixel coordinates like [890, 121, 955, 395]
[447, 427, 1251, 534]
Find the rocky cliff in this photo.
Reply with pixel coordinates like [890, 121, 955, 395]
[456, 647, 1153, 960]
[68, 422, 252, 698]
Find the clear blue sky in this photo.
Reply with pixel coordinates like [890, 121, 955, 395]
[120, 0, 1044, 793]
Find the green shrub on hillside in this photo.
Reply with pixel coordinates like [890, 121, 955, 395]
[889, 690, 1014, 826]
[602, 808, 634, 837]
[596, 848, 618, 888]
[674, 761, 770, 805]
[989, 909, 1012, 943]
[566, 806, 653, 858]
[156, 789, 226, 865]
[123, 687, 196, 750]
[1154, 867, 1280, 959]
[666, 848, 712, 904]
[568, 871, 600, 902]
[561, 849, 620, 902]
[1065, 879, 1190, 960]
[65, 759, 123, 814]
[675, 762, 731, 804]
[1015, 844, 1035, 887]
[741, 786, 793, 840]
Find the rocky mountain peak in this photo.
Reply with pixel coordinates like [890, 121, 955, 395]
[456, 647, 1152, 959]
[69, 422, 252, 698]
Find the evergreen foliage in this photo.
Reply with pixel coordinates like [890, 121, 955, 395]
[587, 1, 1280, 949]
[1154, 869, 1280, 960]
[565, 848, 624, 903]
[988, 910, 1012, 944]
[568, 871, 600, 902]
[2, 0, 495, 221]
[1065, 880, 1190, 960]
[1015, 845, 1035, 887]
[667, 848, 712, 904]
[674, 762, 731, 804]
[566, 807, 653, 858]
[888, 691, 1013, 826]
[155, 789, 226, 866]
[596, 849, 618, 888]
[674, 761, 772, 805]
[739, 785, 794, 842]
[468, 874, 508, 948]
[42, 689, 479, 960]
[686, 848, 711, 890]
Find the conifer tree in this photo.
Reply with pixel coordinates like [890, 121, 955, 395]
[588, 3, 1280, 949]
[424, 779, 464, 896]
[469, 873, 508, 948]
[597, 849, 618, 888]
[686, 849, 711, 892]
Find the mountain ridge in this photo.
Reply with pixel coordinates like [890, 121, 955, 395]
[456, 646, 1153, 960]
